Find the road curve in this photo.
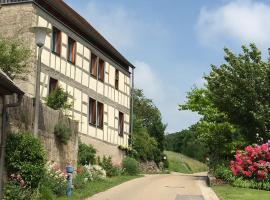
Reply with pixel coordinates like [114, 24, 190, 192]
[87, 172, 219, 200]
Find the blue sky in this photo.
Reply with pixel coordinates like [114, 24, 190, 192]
[66, 0, 270, 133]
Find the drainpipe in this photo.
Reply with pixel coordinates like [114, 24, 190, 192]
[0, 94, 23, 200]
[130, 67, 134, 147]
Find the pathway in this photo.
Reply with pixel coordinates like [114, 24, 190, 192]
[87, 172, 219, 200]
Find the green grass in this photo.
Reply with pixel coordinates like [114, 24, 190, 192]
[213, 185, 270, 200]
[165, 151, 208, 173]
[56, 175, 141, 200]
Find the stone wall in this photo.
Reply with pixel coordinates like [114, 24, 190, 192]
[80, 133, 124, 165]
[7, 96, 79, 169]
[0, 2, 37, 96]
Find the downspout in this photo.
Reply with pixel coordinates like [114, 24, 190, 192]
[0, 94, 23, 200]
[130, 67, 134, 147]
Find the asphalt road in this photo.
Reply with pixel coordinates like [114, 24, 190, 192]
[87, 172, 219, 200]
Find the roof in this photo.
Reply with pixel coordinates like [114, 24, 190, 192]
[34, 0, 135, 71]
[0, 70, 24, 95]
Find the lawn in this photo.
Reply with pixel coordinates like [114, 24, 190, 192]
[213, 185, 270, 200]
[56, 175, 141, 200]
[165, 151, 208, 173]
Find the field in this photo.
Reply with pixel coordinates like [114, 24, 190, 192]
[165, 151, 208, 173]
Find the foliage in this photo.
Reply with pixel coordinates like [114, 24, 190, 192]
[3, 181, 33, 200]
[230, 141, 270, 181]
[78, 143, 96, 166]
[46, 87, 71, 110]
[165, 129, 209, 162]
[133, 89, 166, 152]
[73, 169, 89, 189]
[54, 122, 72, 145]
[118, 145, 138, 159]
[0, 36, 30, 80]
[5, 133, 46, 188]
[122, 157, 139, 175]
[132, 129, 159, 161]
[83, 165, 107, 181]
[97, 156, 120, 177]
[43, 162, 67, 196]
[205, 44, 270, 143]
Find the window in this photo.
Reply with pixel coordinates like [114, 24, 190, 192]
[97, 102, 104, 128]
[118, 112, 124, 137]
[89, 97, 96, 125]
[48, 77, 58, 94]
[52, 27, 61, 55]
[115, 69, 119, 90]
[98, 58, 105, 82]
[67, 37, 76, 64]
[90, 53, 97, 77]
[89, 98, 104, 129]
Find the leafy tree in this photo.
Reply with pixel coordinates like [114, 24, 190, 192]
[0, 36, 30, 79]
[205, 44, 270, 142]
[133, 89, 166, 151]
[46, 87, 71, 110]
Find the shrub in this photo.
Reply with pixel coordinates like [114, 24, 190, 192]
[97, 156, 120, 177]
[43, 162, 67, 196]
[73, 168, 89, 189]
[213, 164, 234, 182]
[78, 143, 96, 165]
[46, 87, 71, 110]
[230, 140, 270, 181]
[83, 164, 106, 181]
[122, 157, 139, 175]
[54, 122, 72, 145]
[5, 133, 46, 188]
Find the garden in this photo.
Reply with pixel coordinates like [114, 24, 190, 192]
[3, 133, 141, 200]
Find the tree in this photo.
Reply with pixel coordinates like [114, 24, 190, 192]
[205, 44, 270, 142]
[0, 36, 30, 79]
[133, 89, 166, 151]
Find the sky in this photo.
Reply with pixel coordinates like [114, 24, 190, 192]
[65, 0, 270, 133]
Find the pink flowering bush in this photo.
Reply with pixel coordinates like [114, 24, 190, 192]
[230, 140, 270, 181]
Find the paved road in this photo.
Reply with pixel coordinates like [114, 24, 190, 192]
[87, 172, 219, 200]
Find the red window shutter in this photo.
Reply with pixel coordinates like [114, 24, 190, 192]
[91, 54, 97, 77]
[99, 59, 105, 81]
[72, 41, 76, 64]
[56, 31, 61, 55]
[98, 103, 104, 128]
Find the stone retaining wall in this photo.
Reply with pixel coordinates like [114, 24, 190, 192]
[7, 96, 79, 169]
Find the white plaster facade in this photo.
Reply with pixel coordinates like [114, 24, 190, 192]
[0, 0, 133, 163]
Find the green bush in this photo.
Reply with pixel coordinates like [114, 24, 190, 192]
[35, 184, 56, 200]
[54, 122, 72, 145]
[5, 133, 46, 188]
[213, 164, 234, 182]
[122, 157, 139, 175]
[97, 156, 120, 177]
[41, 171, 67, 196]
[73, 169, 89, 189]
[78, 143, 96, 165]
[46, 87, 71, 110]
[232, 177, 270, 191]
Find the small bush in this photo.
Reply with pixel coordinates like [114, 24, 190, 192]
[213, 164, 234, 182]
[98, 156, 120, 177]
[78, 143, 96, 165]
[5, 133, 46, 188]
[54, 122, 72, 145]
[73, 168, 89, 189]
[44, 162, 67, 196]
[122, 157, 139, 175]
[46, 87, 71, 110]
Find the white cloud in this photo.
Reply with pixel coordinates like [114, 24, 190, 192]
[196, 0, 270, 48]
[85, 1, 139, 49]
[133, 60, 164, 100]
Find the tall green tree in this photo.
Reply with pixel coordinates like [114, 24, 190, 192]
[205, 44, 270, 142]
[133, 89, 166, 151]
[0, 36, 30, 79]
